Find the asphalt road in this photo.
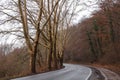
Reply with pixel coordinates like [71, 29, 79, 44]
[11, 64, 92, 80]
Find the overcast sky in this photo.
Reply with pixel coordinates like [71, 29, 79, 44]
[73, 0, 100, 23]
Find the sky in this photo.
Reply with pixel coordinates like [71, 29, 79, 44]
[73, 0, 100, 24]
[0, 0, 100, 47]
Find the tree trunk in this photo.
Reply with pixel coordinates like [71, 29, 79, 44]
[48, 50, 52, 70]
[53, 40, 58, 69]
[30, 53, 36, 73]
[60, 54, 63, 68]
[87, 31, 97, 62]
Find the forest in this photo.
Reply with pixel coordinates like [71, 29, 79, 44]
[0, 0, 120, 79]
[65, 0, 120, 75]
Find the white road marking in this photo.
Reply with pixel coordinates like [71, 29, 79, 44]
[85, 68, 92, 80]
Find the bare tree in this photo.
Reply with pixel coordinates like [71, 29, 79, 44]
[0, 0, 80, 73]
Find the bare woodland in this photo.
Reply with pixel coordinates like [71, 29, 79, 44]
[65, 0, 120, 68]
[0, 0, 80, 79]
[0, 0, 120, 79]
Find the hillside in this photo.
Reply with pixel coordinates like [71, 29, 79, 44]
[64, 0, 120, 75]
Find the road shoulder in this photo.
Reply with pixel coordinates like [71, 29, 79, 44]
[88, 67, 105, 80]
[98, 68, 120, 80]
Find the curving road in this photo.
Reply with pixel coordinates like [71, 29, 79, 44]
[12, 64, 92, 80]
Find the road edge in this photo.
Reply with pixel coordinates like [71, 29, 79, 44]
[85, 68, 92, 80]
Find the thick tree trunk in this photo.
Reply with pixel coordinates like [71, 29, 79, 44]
[60, 56, 63, 68]
[48, 50, 52, 70]
[30, 53, 36, 73]
[53, 41, 58, 69]
[53, 52, 58, 69]
[59, 50, 64, 68]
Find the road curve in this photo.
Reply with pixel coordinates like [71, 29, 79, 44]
[11, 64, 92, 80]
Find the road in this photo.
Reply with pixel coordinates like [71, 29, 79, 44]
[12, 64, 92, 80]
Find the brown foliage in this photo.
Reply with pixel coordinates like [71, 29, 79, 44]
[0, 45, 29, 79]
[65, 0, 120, 64]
